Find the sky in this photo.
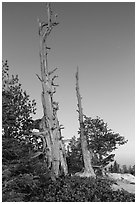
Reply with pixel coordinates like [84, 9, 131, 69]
[2, 2, 135, 166]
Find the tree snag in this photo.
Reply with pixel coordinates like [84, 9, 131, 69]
[34, 3, 68, 180]
[75, 67, 96, 178]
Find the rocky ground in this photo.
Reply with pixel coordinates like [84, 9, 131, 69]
[106, 173, 135, 194]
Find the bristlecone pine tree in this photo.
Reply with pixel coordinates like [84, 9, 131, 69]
[32, 3, 68, 181]
[75, 67, 96, 178]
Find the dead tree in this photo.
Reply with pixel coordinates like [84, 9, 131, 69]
[33, 3, 68, 180]
[75, 67, 96, 178]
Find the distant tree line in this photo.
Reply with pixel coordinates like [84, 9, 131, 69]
[108, 161, 135, 175]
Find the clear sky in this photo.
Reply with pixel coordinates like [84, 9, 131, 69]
[2, 2, 135, 166]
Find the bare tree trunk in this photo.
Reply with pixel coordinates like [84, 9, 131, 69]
[33, 3, 68, 180]
[75, 67, 96, 178]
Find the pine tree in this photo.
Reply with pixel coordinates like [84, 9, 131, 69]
[113, 161, 120, 173]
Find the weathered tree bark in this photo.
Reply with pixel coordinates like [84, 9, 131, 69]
[75, 67, 96, 178]
[34, 3, 68, 180]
